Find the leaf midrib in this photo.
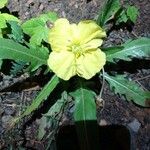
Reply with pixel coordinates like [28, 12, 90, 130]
[107, 44, 149, 58]
[0, 45, 46, 64]
[80, 87, 90, 150]
[105, 75, 144, 99]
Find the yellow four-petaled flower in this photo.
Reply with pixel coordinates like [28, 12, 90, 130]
[47, 18, 106, 80]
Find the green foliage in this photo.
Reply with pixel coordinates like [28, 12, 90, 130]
[71, 87, 96, 121]
[115, 9, 128, 24]
[8, 21, 24, 42]
[0, 38, 48, 71]
[115, 5, 139, 25]
[127, 6, 139, 23]
[97, 0, 120, 27]
[70, 81, 100, 150]
[0, 2, 149, 148]
[0, 0, 8, 9]
[0, 13, 19, 29]
[13, 75, 59, 124]
[104, 73, 150, 107]
[106, 38, 150, 63]
[21, 12, 58, 46]
[97, 0, 139, 28]
[10, 61, 27, 76]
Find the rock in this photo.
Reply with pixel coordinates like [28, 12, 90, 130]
[128, 119, 141, 133]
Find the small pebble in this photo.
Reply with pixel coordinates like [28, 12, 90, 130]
[39, 4, 44, 10]
[99, 119, 107, 126]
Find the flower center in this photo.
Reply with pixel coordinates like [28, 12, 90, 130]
[70, 44, 83, 57]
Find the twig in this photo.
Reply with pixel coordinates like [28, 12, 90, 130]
[135, 80, 149, 91]
[134, 74, 150, 81]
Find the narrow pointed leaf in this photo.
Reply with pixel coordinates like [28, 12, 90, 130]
[14, 75, 59, 123]
[104, 73, 150, 107]
[97, 0, 120, 27]
[106, 38, 150, 63]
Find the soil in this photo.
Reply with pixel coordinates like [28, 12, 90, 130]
[0, 0, 150, 150]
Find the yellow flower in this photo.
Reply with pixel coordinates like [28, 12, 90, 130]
[47, 18, 106, 80]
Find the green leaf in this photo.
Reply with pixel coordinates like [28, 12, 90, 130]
[0, 0, 8, 9]
[22, 12, 58, 45]
[14, 75, 59, 123]
[71, 88, 96, 121]
[0, 13, 19, 29]
[127, 6, 139, 23]
[115, 9, 128, 25]
[0, 13, 20, 37]
[8, 21, 24, 42]
[70, 80, 100, 150]
[38, 91, 68, 140]
[104, 73, 150, 107]
[106, 38, 150, 63]
[10, 61, 27, 76]
[97, 0, 120, 27]
[0, 38, 48, 71]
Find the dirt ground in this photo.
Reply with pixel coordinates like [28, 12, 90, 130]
[0, 0, 150, 149]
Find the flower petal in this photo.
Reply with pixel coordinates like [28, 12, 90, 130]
[78, 20, 106, 44]
[81, 39, 103, 51]
[76, 49, 106, 79]
[48, 18, 72, 52]
[47, 51, 76, 80]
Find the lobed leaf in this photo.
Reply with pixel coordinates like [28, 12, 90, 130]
[127, 6, 139, 23]
[104, 73, 150, 107]
[106, 37, 150, 63]
[10, 61, 27, 76]
[21, 12, 58, 45]
[8, 21, 24, 42]
[0, 38, 48, 71]
[0, 13, 19, 29]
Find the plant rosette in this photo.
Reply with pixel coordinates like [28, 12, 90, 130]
[0, 0, 150, 149]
